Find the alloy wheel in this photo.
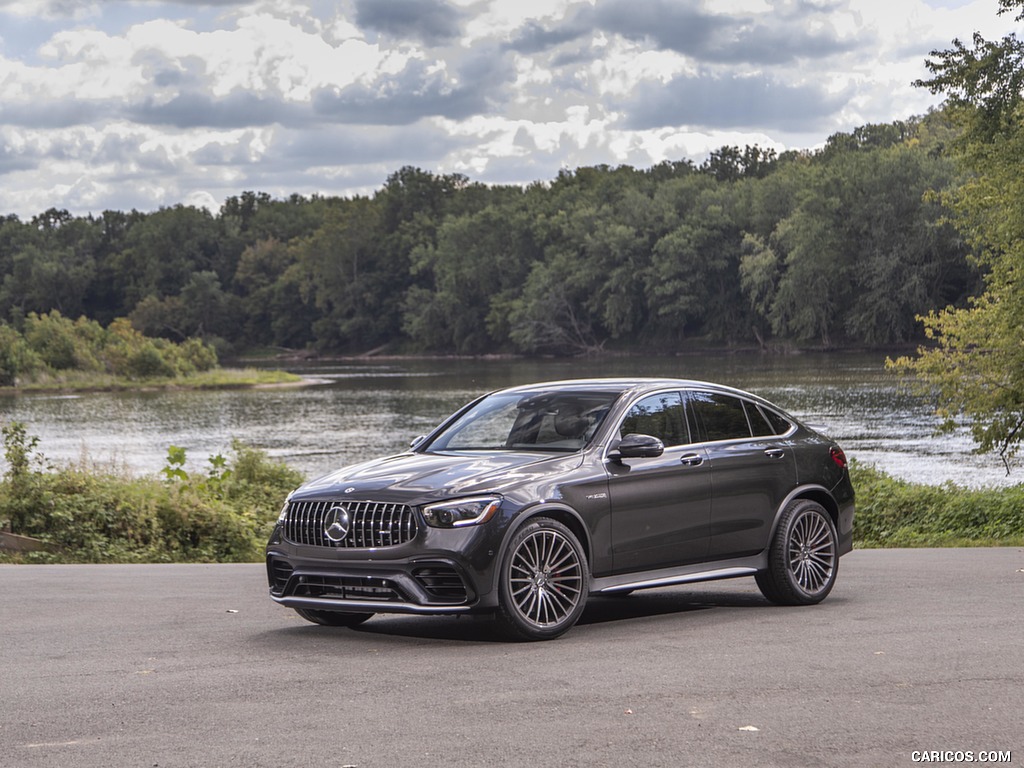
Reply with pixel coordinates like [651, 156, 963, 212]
[508, 528, 584, 627]
[786, 506, 836, 595]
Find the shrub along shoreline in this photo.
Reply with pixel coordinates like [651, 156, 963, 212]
[1, 309, 301, 391]
[849, 462, 1024, 547]
[0, 424, 303, 563]
[1, 425, 1023, 563]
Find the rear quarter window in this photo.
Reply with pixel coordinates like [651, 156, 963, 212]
[746, 401, 776, 437]
[759, 406, 794, 436]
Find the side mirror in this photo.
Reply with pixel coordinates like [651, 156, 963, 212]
[410, 435, 426, 450]
[609, 433, 665, 460]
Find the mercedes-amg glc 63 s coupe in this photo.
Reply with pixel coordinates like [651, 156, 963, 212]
[266, 378, 854, 640]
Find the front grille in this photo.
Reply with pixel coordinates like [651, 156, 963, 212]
[292, 575, 402, 602]
[282, 499, 418, 549]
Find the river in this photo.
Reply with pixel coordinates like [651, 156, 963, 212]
[0, 352, 1016, 487]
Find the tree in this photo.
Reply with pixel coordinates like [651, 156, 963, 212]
[768, 191, 846, 346]
[738, 233, 780, 348]
[294, 197, 392, 351]
[233, 238, 315, 348]
[837, 142, 970, 345]
[0, 212, 100, 320]
[701, 145, 778, 181]
[402, 197, 537, 353]
[647, 189, 746, 342]
[891, 0, 1024, 471]
[914, 1, 1024, 143]
[112, 205, 223, 310]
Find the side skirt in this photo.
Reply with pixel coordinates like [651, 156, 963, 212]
[591, 554, 767, 594]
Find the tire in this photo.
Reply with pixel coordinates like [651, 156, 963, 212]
[294, 608, 374, 627]
[494, 517, 589, 641]
[756, 499, 838, 606]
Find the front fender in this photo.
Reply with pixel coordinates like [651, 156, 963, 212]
[481, 502, 594, 606]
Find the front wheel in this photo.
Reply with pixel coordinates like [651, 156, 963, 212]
[756, 499, 838, 606]
[494, 518, 589, 641]
[294, 608, 374, 627]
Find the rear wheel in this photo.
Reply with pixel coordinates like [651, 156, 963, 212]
[294, 608, 374, 627]
[495, 518, 589, 641]
[756, 499, 838, 605]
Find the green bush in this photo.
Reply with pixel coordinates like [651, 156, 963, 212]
[177, 337, 218, 373]
[103, 317, 218, 379]
[0, 425, 303, 563]
[0, 311, 220, 385]
[21, 312, 109, 372]
[124, 342, 178, 378]
[0, 325, 42, 386]
[0, 421, 49, 533]
[850, 461, 1024, 547]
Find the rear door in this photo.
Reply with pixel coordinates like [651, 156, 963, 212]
[686, 390, 798, 560]
[606, 391, 712, 572]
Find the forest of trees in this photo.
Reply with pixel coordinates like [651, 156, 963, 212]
[0, 111, 981, 358]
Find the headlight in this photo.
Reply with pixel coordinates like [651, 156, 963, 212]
[276, 499, 290, 524]
[421, 496, 502, 528]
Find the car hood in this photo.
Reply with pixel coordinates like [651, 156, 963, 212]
[291, 450, 585, 505]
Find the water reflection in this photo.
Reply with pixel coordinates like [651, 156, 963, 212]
[0, 353, 1015, 487]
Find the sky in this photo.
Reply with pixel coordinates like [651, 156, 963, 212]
[0, 0, 1020, 219]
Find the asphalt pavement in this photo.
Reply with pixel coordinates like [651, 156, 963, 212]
[2, 549, 1022, 768]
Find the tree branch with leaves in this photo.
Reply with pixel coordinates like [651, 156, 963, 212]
[892, 0, 1024, 472]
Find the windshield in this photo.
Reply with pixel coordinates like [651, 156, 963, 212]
[426, 389, 622, 453]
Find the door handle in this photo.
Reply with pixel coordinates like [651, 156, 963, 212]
[679, 453, 704, 466]
[764, 448, 785, 459]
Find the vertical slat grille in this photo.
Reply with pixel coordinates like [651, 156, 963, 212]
[412, 566, 468, 602]
[282, 500, 418, 548]
[266, 557, 294, 594]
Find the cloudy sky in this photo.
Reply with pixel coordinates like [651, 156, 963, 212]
[0, 0, 1019, 218]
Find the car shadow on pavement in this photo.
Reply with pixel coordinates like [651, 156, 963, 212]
[256, 588, 777, 644]
[578, 588, 772, 627]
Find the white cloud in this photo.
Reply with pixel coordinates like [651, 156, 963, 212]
[589, 43, 692, 97]
[0, 0, 1021, 217]
[0, 0, 99, 21]
[464, 0, 583, 42]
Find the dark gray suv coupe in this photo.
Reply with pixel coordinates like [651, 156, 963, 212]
[266, 378, 854, 640]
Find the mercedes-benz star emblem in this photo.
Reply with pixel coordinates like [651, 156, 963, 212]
[324, 504, 351, 542]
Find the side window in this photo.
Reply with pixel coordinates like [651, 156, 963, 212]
[746, 401, 776, 437]
[619, 391, 689, 447]
[688, 391, 752, 442]
[759, 406, 793, 436]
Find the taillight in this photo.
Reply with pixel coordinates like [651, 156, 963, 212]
[830, 446, 848, 469]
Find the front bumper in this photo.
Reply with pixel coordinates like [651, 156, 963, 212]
[266, 553, 478, 614]
[265, 518, 507, 616]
